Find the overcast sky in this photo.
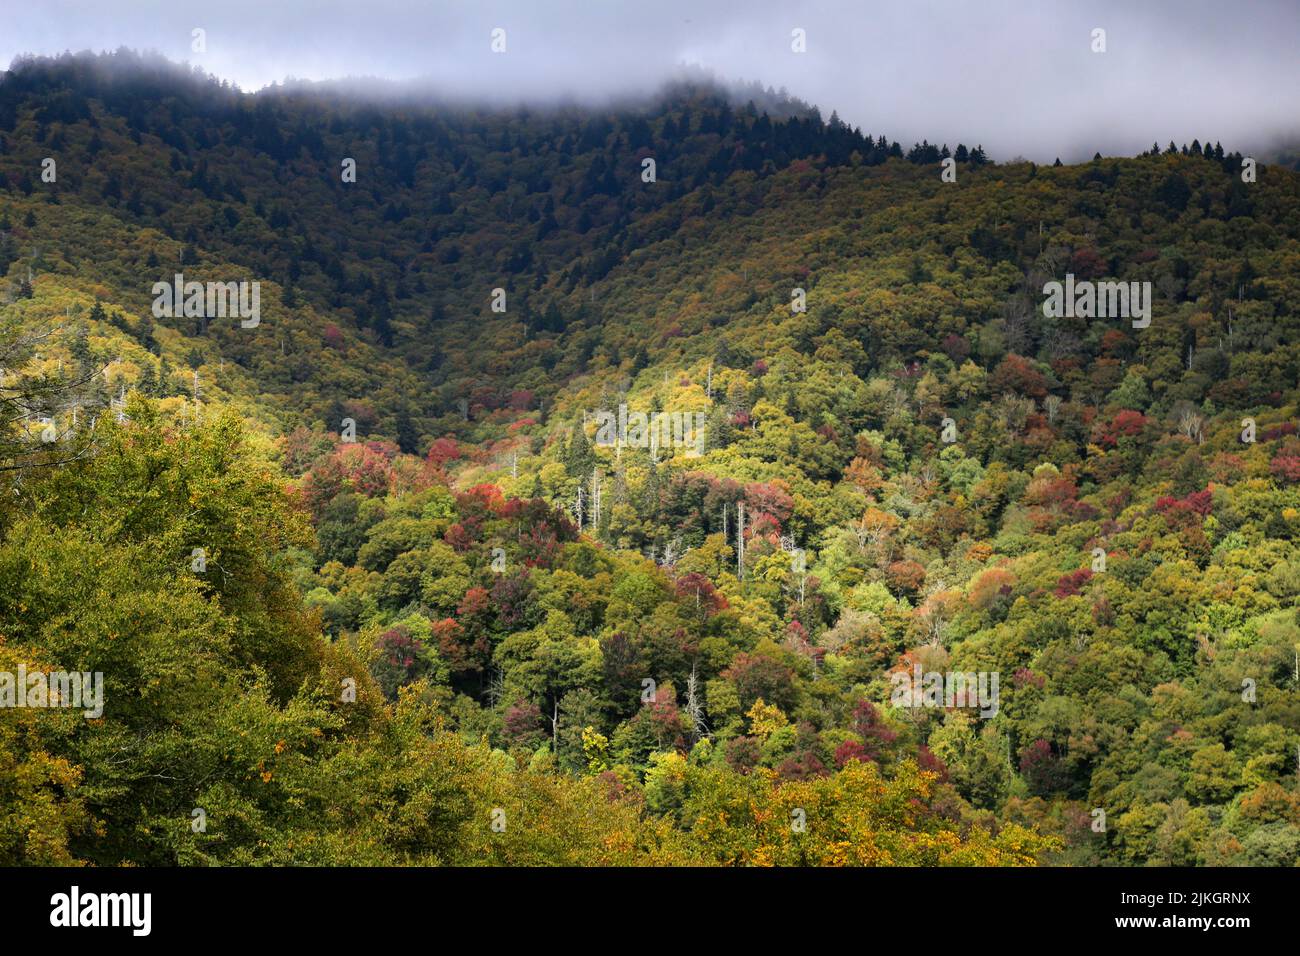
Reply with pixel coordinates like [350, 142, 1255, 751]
[4, 0, 1299, 162]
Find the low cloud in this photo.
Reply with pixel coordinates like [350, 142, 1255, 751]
[4, 0, 1298, 162]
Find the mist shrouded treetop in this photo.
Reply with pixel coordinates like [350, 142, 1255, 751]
[3, 0, 1299, 162]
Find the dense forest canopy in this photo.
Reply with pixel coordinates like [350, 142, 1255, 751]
[1, 50, 1298, 867]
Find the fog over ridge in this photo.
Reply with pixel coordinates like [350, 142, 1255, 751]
[3, 0, 1298, 162]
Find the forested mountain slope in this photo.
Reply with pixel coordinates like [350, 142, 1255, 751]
[1, 51, 1298, 867]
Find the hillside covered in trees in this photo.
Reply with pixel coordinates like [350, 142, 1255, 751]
[1, 51, 1298, 867]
